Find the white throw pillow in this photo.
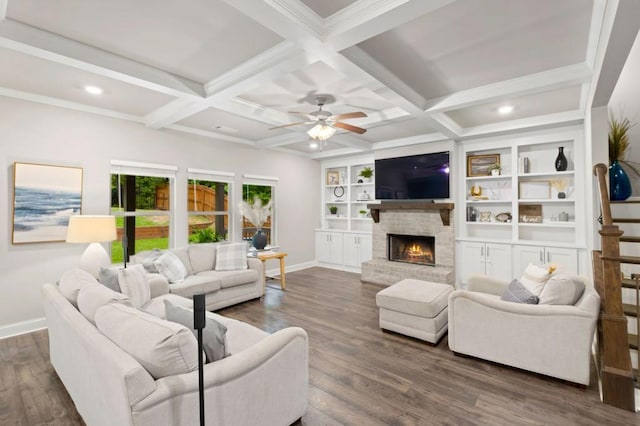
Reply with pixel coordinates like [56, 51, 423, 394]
[539, 274, 586, 305]
[188, 243, 218, 274]
[58, 268, 99, 307]
[77, 284, 131, 324]
[95, 303, 199, 379]
[118, 264, 151, 308]
[215, 243, 248, 271]
[519, 263, 551, 296]
[154, 251, 188, 283]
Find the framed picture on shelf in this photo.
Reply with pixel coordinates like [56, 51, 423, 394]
[12, 162, 83, 244]
[519, 204, 542, 223]
[326, 170, 340, 185]
[519, 181, 550, 199]
[467, 154, 500, 177]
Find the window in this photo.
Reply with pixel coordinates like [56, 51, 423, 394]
[242, 174, 277, 246]
[110, 161, 177, 263]
[187, 169, 233, 244]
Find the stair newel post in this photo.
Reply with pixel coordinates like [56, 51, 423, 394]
[593, 164, 636, 411]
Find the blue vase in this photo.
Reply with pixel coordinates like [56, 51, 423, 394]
[252, 229, 268, 250]
[609, 161, 632, 201]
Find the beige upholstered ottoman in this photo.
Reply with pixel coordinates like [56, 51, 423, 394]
[376, 278, 453, 344]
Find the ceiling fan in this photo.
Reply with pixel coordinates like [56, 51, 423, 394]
[269, 96, 367, 139]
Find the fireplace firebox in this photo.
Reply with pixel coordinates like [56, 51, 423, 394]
[387, 234, 435, 266]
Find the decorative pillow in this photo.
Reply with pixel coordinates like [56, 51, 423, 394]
[77, 284, 131, 324]
[58, 268, 99, 307]
[98, 266, 121, 292]
[519, 263, 551, 296]
[118, 264, 151, 308]
[164, 300, 227, 362]
[172, 247, 194, 276]
[215, 243, 248, 271]
[188, 243, 218, 274]
[539, 274, 586, 305]
[501, 279, 539, 304]
[154, 251, 188, 283]
[140, 249, 164, 273]
[95, 303, 199, 379]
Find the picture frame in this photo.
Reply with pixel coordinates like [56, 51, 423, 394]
[326, 170, 340, 185]
[519, 204, 543, 223]
[467, 154, 500, 177]
[12, 162, 83, 244]
[519, 181, 550, 200]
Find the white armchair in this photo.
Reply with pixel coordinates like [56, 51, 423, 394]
[448, 274, 600, 385]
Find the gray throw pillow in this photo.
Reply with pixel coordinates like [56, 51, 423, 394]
[164, 299, 227, 363]
[98, 266, 121, 292]
[501, 279, 539, 304]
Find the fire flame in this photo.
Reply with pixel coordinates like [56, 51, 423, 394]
[405, 244, 433, 262]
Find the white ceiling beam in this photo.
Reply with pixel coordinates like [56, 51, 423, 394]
[338, 46, 426, 113]
[324, 0, 456, 51]
[0, 20, 204, 99]
[0, 86, 143, 123]
[0, 0, 7, 20]
[256, 133, 305, 148]
[371, 132, 450, 151]
[166, 124, 255, 146]
[310, 146, 367, 159]
[330, 133, 373, 151]
[425, 63, 593, 114]
[145, 98, 208, 129]
[218, 98, 294, 126]
[425, 113, 462, 139]
[585, 0, 608, 71]
[461, 110, 584, 139]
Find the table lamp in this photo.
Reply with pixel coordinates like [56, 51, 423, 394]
[66, 215, 117, 277]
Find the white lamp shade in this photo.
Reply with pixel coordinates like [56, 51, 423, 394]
[66, 215, 117, 243]
[66, 215, 117, 277]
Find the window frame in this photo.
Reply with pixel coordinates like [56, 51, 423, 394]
[187, 168, 235, 243]
[242, 174, 278, 246]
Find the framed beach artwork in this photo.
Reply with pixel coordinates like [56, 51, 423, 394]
[12, 162, 83, 244]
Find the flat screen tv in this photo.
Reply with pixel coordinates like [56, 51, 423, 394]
[375, 151, 450, 200]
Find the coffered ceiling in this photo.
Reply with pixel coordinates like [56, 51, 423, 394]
[0, 0, 621, 158]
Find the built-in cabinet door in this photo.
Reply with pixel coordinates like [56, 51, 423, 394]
[359, 234, 372, 263]
[343, 234, 373, 267]
[459, 242, 487, 283]
[316, 231, 343, 264]
[512, 245, 578, 277]
[485, 243, 512, 283]
[460, 242, 511, 284]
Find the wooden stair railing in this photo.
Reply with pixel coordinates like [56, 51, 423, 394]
[593, 163, 635, 411]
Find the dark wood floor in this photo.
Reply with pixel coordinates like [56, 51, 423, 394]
[2, 267, 640, 425]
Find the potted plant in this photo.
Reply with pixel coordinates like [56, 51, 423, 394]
[359, 166, 374, 183]
[239, 197, 272, 249]
[487, 163, 502, 176]
[329, 206, 338, 215]
[609, 114, 639, 200]
[359, 209, 368, 218]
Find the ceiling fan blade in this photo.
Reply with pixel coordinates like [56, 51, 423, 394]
[268, 121, 307, 130]
[334, 121, 367, 134]
[330, 111, 367, 120]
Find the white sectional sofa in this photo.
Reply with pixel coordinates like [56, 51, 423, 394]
[42, 269, 309, 426]
[130, 242, 264, 311]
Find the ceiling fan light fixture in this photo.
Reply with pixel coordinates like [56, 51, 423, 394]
[307, 124, 336, 141]
[309, 140, 319, 149]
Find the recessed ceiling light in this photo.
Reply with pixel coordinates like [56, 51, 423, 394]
[498, 105, 514, 115]
[84, 85, 103, 95]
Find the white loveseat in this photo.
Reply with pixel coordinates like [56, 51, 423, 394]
[42, 272, 308, 426]
[448, 274, 600, 385]
[129, 242, 264, 311]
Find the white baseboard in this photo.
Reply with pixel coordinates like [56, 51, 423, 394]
[265, 260, 317, 277]
[0, 317, 47, 340]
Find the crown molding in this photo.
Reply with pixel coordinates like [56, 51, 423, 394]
[427, 113, 463, 139]
[265, 0, 323, 38]
[145, 98, 209, 129]
[460, 110, 584, 140]
[371, 132, 449, 150]
[166, 123, 255, 146]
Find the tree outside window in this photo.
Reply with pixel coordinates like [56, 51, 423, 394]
[187, 179, 229, 244]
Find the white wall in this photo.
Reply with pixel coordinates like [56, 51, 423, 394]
[609, 31, 640, 193]
[0, 96, 320, 334]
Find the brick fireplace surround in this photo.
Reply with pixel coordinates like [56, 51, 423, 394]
[361, 202, 455, 286]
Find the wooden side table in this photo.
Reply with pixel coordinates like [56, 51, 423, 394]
[256, 251, 287, 291]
